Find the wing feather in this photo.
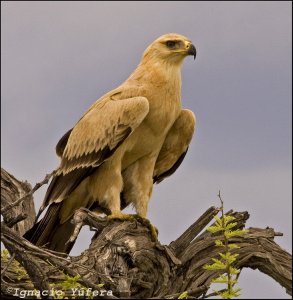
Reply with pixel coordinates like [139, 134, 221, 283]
[59, 97, 149, 175]
[56, 128, 73, 157]
[154, 109, 195, 183]
[39, 96, 149, 215]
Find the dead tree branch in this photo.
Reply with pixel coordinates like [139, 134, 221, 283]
[1, 168, 36, 235]
[1, 168, 292, 298]
[1, 167, 56, 216]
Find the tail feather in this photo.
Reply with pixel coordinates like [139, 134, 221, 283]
[23, 203, 75, 253]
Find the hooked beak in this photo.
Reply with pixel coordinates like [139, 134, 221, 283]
[187, 43, 196, 60]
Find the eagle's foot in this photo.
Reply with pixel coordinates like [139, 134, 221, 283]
[133, 215, 158, 242]
[107, 211, 135, 222]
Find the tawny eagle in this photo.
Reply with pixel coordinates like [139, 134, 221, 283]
[25, 33, 196, 253]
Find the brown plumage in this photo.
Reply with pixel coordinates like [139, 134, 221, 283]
[24, 33, 196, 253]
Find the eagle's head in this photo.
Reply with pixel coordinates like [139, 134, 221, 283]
[142, 33, 196, 65]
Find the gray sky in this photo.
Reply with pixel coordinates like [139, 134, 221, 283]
[1, 1, 292, 298]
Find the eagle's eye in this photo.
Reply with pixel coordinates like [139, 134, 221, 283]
[165, 40, 177, 48]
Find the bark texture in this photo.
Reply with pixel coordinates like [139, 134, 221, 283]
[1, 168, 36, 235]
[1, 168, 292, 299]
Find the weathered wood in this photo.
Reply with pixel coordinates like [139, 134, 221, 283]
[1, 168, 292, 298]
[169, 206, 220, 256]
[1, 168, 36, 235]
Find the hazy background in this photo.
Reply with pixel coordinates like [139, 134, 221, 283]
[1, 2, 291, 298]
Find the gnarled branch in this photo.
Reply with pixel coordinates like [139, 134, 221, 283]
[1, 168, 292, 298]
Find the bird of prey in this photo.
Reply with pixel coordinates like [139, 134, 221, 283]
[24, 33, 196, 253]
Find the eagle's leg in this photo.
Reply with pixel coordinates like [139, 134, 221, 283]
[122, 154, 159, 241]
[88, 161, 135, 221]
[133, 201, 158, 242]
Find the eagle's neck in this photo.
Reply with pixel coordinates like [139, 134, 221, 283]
[130, 58, 182, 90]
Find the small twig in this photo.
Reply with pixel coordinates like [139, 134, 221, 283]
[40, 248, 70, 258]
[1, 169, 57, 215]
[218, 190, 233, 297]
[217, 190, 224, 210]
[6, 214, 28, 228]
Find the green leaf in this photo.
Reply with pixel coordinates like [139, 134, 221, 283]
[204, 258, 227, 270]
[214, 215, 224, 227]
[64, 273, 81, 283]
[1, 249, 10, 262]
[203, 264, 214, 270]
[203, 263, 226, 270]
[224, 229, 248, 239]
[219, 252, 239, 264]
[220, 290, 234, 299]
[224, 215, 236, 222]
[229, 266, 240, 275]
[207, 225, 223, 233]
[223, 215, 236, 226]
[231, 288, 242, 297]
[212, 274, 229, 284]
[215, 239, 224, 247]
[221, 288, 242, 298]
[225, 222, 238, 230]
[178, 291, 188, 299]
[228, 243, 240, 249]
[212, 274, 239, 285]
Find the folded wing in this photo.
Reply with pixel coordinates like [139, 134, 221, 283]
[39, 96, 149, 215]
[154, 109, 195, 183]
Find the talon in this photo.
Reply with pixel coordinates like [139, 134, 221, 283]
[149, 223, 158, 242]
[107, 212, 135, 222]
[132, 215, 158, 241]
